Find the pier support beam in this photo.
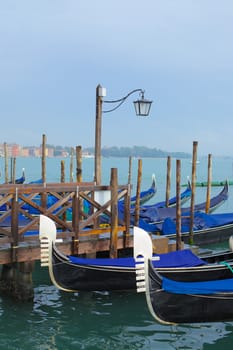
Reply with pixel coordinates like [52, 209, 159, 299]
[0, 262, 34, 301]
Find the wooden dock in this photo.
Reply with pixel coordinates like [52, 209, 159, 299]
[0, 168, 135, 300]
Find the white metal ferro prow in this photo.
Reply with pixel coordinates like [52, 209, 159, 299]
[134, 226, 152, 293]
[39, 214, 57, 242]
[39, 215, 58, 267]
[133, 226, 153, 260]
[133, 226, 160, 294]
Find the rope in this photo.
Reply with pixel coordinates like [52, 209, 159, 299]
[220, 261, 233, 273]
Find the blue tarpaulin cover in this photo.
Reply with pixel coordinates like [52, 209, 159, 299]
[161, 212, 233, 234]
[68, 249, 206, 268]
[162, 276, 233, 295]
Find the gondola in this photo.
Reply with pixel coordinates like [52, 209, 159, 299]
[140, 179, 192, 209]
[134, 180, 228, 224]
[135, 229, 233, 324]
[8, 168, 26, 184]
[130, 183, 232, 247]
[100, 180, 192, 226]
[39, 215, 233, 292]
[154, 211, 233, 246]
[139, 260, 233, 324]
[127, 173, 157, 206]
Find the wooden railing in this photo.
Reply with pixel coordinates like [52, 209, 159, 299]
[0, 168, 132, 263]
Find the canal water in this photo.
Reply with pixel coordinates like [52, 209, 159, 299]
[1, 156, 233, 349]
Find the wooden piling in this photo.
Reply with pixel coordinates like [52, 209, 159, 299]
[11, 191, 19, 263]
[18, 261, 34, 300]
[4, 142, 8, 183]
[71, 185, 80, 255]
[60, 160, 66, 223]
[11, 157, 16, 183]
[76, 146, 82, 182]
[41, 134, 46, 183]
[70, 147, 74, 182]
[206, 154, 212, 213]
[176, 159, 182, 250]
[0, 262, 34, 301]
[134, 159, 142, 227]
[41, 134, 47, 208]
[123, 157, 132, 247]
[189, 141, 198, 244]
[128, 156, 132, 184]
[166, 156, 171, 207]
[61, 160, 65, 183]
[110, 168, 119, 258]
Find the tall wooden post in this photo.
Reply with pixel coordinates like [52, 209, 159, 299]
[189, 141, 198, 244]
[61, 160, 65, 183]
[70, 147, 74, 182]
[206, 154, 212, 213]
[123, 156, 132, 247]
[94, 85, 103, 185]
[110, 168, 118, 258]
[12, 157, 16, 184]
[41, 134, 47, 208]
[72, 184, 80, 255]
[128, 156, 132, 184]
[176, 160, 182, 250]
[11, 189, 19, 263]
[76, 146, 82, 182]
[134, 159, 142, 226]
[166, 156, 171, 207]
[4, 142, 8, 183]
[41, 134, 46, 183]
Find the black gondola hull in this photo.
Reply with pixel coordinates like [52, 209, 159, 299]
[50, 244, 233, 291]
[166, 223, 233, 246]
[148, 261, 233, 324]
[52, 247, 136, 291]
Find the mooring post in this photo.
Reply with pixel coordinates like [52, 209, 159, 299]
[110, 168, 119, 258]
[12, 157, 16, 184]
[128, 156, 132, 184]
[41, 134, 47, 208]
[206, 154, 212, 213]
[0, 262, 34, 301]
[72, 186, 80, 255]
[134, 159, 142, 227]
[123, 156, 132, 247]
[70, 147, 74, 182]
[11, 189, 19, 263]
[189, 141, 198, 245]
[41, 134, 46, 183]
[166, 156, 171, 207]
[76, 146, 82, 182]
[4, 142, 9, 183]
[60, 160, 67, 223]
[76, 146, 84, 221]
[61, 160, 65, 183]
[176, 159, 182, 250]
[17, 261, 34, 301]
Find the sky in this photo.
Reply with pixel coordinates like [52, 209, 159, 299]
[1, 0, 233, 156]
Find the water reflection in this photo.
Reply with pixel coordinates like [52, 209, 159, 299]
[31, 285, 233, 349]
[0, 269, 232, 349]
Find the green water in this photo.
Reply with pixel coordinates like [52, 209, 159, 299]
[1, 264, 233, 349]
[1, 156, 233, 349]
[1, 262, 232, 350]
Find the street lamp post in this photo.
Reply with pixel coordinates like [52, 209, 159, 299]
[94, 84, 153, 185]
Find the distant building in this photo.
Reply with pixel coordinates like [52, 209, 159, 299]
[21, 148, 30, 157]
[10, 144, 21, 157]
[47, 148, 54, 157]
